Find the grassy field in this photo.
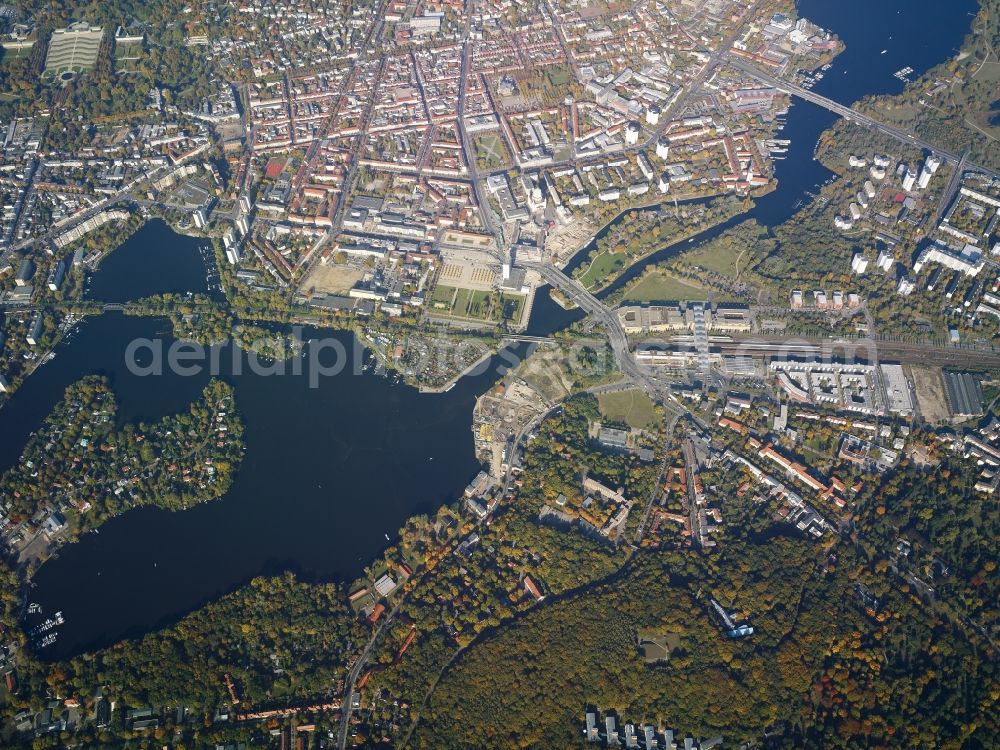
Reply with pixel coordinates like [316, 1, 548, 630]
[623, 272, 707, 303]
[430, 284, 457, 310]
[545, 66, 571, 87]
[429, 284, 525, 325]
[578, 253, 626, 289]
[453, 287, 474, 316]
[0, 46, 32, 62]
[468, 290, 492, 318]
[501, 293, 525, 324]
[598, 389, 660, 430]
[676, 238, 748, 278]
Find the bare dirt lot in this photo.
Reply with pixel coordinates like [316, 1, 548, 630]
[910, 365, 950, 423]
[517, 346, 577, 403]
[546, 217, 596, 265]
[300, 263, 364, 295]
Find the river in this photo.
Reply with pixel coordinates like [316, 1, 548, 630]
[12, 0, 978, 658]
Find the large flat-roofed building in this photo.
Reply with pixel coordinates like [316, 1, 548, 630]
[770, 359, 883, 415]
[26, 312, 43, 346]
[879, 363, 914, 416]
[619, 303, 751, 334]
[597, 426, 629, 451]
[913, 240, 985, 278]
[943, 371, 984, 418]
[710, 304, 752, 333]
[618, 304, 686, 334]
[44, 22, 104, 75]
[14, 258, 34, 286]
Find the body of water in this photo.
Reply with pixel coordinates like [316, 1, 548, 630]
[13, 222, 515, 657]
[84, 218, 217, 303]
[524, 285, 585, 336]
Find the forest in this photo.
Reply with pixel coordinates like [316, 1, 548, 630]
[2, 1, 220, 132]
[410, 534, 997, 749]
[13, 573, 366, 748]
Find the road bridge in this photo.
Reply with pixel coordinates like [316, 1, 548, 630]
[728, 57, 1000, 180]
[501, 334, 557, 344]
[937, 148, 971, 222]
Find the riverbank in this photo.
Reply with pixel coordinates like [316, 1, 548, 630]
[570, 198, 754, 296]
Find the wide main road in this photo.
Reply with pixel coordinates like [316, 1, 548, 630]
[458, 41, 499, 248]
[727, 56, 1000, 179]
[523, 261, 643, 383]
[648, 0, 766, 139]
[522, 262, 692, 425]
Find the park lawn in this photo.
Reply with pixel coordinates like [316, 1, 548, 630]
[430, 284, 457, 310]
[428, 286, 524, 327]
[545, 66, 571, 87]
[0, 47, 31, 62]
[578, 252, 625, 289]
[502, 293, 525, 324]
[677, 239, 747, 278]
[468, 290, 493, 319]
[453, 287, 474, 316]
[598, 389, 660, 430]
[473, 133, 510, 170]
[623, 272, 707, 303]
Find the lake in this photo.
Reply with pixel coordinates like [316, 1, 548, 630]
[83, 217, 220, 303]
[13, 222, 518, 658]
